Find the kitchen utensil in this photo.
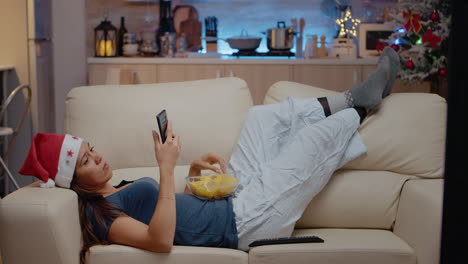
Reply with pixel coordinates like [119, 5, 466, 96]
[202, 29, 262, 51]
[299, 18, 305, 36]
[204, 16, 218, 52]
[296, 18, 305, 58]
[140, 31, 158, 56]
[160, 32, 176, 57]
[180, 7, 202, 51]
[291, 18, 298, 33]
[265, 21, 295, 51]
[329, 37, 356, 59]
[173, 5, 199, 34]
[176, 33, 187, 52]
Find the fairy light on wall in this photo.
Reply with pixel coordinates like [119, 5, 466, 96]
[335, 6, 361, 38]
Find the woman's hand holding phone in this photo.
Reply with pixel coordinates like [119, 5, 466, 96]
[152, 120, 181, 174]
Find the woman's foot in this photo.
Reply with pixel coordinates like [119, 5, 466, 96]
[349, 56, 390, 110]
[379, 46, 400, 98]
[318, 50, 399, 116]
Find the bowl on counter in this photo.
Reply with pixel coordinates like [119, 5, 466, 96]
[123, 44, 139, 56]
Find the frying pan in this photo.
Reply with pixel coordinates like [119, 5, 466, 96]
[203, 29, 262, 51]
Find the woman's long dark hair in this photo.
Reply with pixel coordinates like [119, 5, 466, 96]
[70, 176, 125, 264]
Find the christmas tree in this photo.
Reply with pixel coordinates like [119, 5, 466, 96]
[383, 0, 451, 83]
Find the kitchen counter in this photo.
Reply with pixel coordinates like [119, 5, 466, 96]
[88, 56, 379, 65]
[0, 65, 14, 71]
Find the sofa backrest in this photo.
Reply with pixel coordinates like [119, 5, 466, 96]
[64, 77, 253, 169]
[265, 81, 447, 178]
[265, 81, 447, 229]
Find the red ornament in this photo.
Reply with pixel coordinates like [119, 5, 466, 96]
[438, 68, 447, 77]
[390, 44, 399, 52]
[430, 10, 440, 22]
[405, 60, 415, 70]
[422, 29, 442, 48]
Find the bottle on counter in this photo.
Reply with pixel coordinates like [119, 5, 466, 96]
[117, 16, 128, 56]
[157, 0, 175, 56]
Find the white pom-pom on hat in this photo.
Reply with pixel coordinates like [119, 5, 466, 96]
[40, 178, 56, 188]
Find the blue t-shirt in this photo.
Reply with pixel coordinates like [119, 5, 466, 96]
[86, 177, 238, 249]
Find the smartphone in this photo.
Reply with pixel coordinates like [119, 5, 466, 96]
[156, 109, 168, 143]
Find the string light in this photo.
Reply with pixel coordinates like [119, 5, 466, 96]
[335, 7, 361, 38]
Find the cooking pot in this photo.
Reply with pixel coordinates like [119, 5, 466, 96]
[202, 29, 262, 51]
[265, 21, 295, 51]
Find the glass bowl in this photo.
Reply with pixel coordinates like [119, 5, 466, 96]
[185, 172, 239, 200]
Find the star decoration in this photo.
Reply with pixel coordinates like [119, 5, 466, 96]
[422, 29, 441, 48]
[335, 6, 361, 38]
[67, 150, 74, 157]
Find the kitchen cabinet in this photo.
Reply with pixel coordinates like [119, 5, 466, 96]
[88, 64, 157, 85]
[88, 58, 434, 105]
[151, 64, 225, 83]
[292, 65, 361, 92]
[225, 64, 291, 105]
[185, 64, 225, 81]
[156, 64, 184, 83]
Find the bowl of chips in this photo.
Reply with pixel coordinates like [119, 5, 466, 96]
[186, 172, 239, 200]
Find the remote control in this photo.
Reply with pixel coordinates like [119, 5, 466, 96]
[248, 235, 324, 247]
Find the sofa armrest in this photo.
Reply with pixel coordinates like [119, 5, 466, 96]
[0, 184, 81, 264]
[393, 179, 444, 264]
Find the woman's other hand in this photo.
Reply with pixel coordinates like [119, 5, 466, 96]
[152, 120, 181, 172]
[189, 152, 228, 176]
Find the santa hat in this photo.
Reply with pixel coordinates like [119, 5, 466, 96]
[19, 133, 83, 188]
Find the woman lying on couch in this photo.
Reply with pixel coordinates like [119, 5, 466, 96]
[19, 48, 399, 264]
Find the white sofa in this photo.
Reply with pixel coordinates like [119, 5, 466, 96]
[0, 77, 446, 264]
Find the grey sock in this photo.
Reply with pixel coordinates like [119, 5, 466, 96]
[325, 56, 391, 113]
[349, 56, 390, 110]
[379, 46, 400, 98]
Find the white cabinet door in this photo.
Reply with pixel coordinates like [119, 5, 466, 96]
[225, 64, 291, 105]
[185, 64, 225, 81]
[88, 64, 157, 85]
[292, 65, 361, 92]
[156, 64, 185, 83]
[362, 65, 430, 93]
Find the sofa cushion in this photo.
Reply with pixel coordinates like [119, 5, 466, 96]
[64, 77, 252, 169]
[111, 167, 409, 230]
[249, 228, 416, 264]
[295, 170, 412, 229]
[88, 244, 248, 264]
[265, 81, 446, 178]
